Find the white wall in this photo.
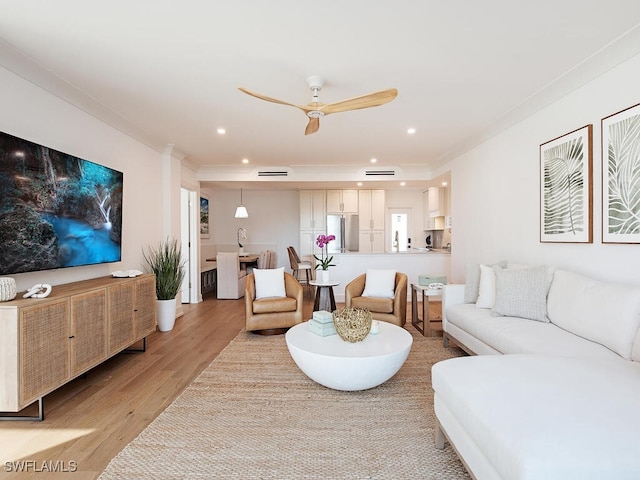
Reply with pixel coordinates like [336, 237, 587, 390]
[448, 52, 640, 285]
[0, 66, 165, 292]
[204, 188, 300, 270]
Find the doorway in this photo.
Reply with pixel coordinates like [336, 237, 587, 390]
[180, 188, 199, 303]
[389, 208, 411, 252]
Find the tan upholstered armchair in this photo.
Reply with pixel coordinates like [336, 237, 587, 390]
[245, 272, 304, 334]
[345, 272, 408, 326]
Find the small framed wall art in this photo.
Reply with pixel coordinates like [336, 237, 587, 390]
[540, 124, 593, 243]
[601, 102, 640, 243]
[200, 195, 210, 238]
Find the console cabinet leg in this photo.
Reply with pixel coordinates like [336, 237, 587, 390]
[0, 398, 44, 422]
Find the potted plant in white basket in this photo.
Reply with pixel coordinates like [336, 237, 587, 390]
[314, 234, 336, 283]
[143, 238, 186, 332]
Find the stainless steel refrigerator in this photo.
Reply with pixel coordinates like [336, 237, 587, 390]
[326, 214, 359, 253]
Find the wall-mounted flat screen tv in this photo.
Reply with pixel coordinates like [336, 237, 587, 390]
[0, 131, 123, 275]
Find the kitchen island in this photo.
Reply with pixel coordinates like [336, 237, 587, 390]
[318, 251, 450, 302]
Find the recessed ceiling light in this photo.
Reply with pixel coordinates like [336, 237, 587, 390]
[357, 182, 363, 187]
[242, 158, 249, 164]
[442, 181, 448, 186]
[400, 182, 406, 186]
[370, 158, 377, 163]
[407, 128, 416, 134]
[217, 128, 226, 135]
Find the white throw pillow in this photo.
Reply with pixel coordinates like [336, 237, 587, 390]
[491, 265, 553, 322]
[475, 264, 497, 308]
[362, 269, 396, 298]
[253, 267, 286, 299]
[464, 260, 507, 303]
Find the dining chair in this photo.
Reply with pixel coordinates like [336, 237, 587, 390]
[216, 252, 247, 299]
[287, 246, 312, 287]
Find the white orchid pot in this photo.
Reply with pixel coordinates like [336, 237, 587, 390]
[319, 270, 330, 283]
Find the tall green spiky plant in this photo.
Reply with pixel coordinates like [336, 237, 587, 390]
[143, 238, 186, 300]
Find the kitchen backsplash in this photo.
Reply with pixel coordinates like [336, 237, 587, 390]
[424, 229, 452, 249]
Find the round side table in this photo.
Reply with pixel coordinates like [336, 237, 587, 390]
[309, 280, 340, 312]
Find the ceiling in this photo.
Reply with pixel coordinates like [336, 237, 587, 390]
[2, 1, 640, 190]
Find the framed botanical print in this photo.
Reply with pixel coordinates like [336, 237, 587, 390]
[200, 195, 210, 238]
[602, 102, 640, 243]
[540, 124, 593, 243]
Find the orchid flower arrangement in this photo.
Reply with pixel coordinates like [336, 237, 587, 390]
[237, 227, 247, 247]
[314, 234, 336, 271]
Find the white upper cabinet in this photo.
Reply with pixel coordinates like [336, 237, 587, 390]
[300, 190, 326, 230]
[358, 190, 385, 230]
[358, 190, 385, 253]
[326, 190, 358, 214]
[428, 187, 446, 217]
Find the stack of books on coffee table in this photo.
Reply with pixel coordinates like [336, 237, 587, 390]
[308, 310, 337, 336]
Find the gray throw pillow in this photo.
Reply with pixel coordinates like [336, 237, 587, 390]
[464, 260, 507, 303]
[491, 265, 554, 322]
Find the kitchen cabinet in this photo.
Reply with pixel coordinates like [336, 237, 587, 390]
[425, 216, 445, 231]
[300, 230, 322, 258]
[358, 230, 385, 253]
[358, 190, 385, 253]
[300, 190, 327, 257]
[424, 188, 448, 230]
[428, 187, 447, 217]
[300, 190, 326, 230]
[326, 189, 358, 214]
[0, 274, 156, 419]
[358, 189, 385, 230]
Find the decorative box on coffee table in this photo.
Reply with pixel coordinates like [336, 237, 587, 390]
[308, 310, 337, 336]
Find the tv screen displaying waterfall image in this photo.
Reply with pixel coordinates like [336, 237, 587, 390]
[0, 131, 123, 275]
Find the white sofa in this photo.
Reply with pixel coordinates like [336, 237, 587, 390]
[432, 264, 640, 480]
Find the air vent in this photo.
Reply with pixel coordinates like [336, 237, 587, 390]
[365, 170, 395, 176]
[258, 171, 289, 177]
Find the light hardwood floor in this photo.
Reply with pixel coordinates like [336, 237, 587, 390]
[0, 289, 441, 479]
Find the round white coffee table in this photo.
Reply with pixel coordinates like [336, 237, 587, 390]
[285, 321, 413, 391]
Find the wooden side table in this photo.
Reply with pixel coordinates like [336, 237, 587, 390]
[411, 284, 443, 337]
[309, 280, 340, 312]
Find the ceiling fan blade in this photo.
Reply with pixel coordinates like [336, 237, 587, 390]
[238, 87, 305, 110]
[321, 88, 398, 115]
[305, 117, 320, 135]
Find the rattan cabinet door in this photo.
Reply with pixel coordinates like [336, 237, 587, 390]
[107, 282, 136, 355]
[70, 289, 108, 376]
[19, 299, 70, 406]
[134, 275, 156, 337]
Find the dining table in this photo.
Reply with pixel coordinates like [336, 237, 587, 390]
[206, 254, 259, 270]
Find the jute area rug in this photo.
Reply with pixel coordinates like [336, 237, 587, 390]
[99, 327, 470, 479]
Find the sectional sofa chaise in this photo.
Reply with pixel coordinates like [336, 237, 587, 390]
[431, 263, 640, 479]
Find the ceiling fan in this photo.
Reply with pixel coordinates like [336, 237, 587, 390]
[238, 76, 398, 135]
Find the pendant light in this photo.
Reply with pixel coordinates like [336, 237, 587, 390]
[234, 188, 249, 218]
